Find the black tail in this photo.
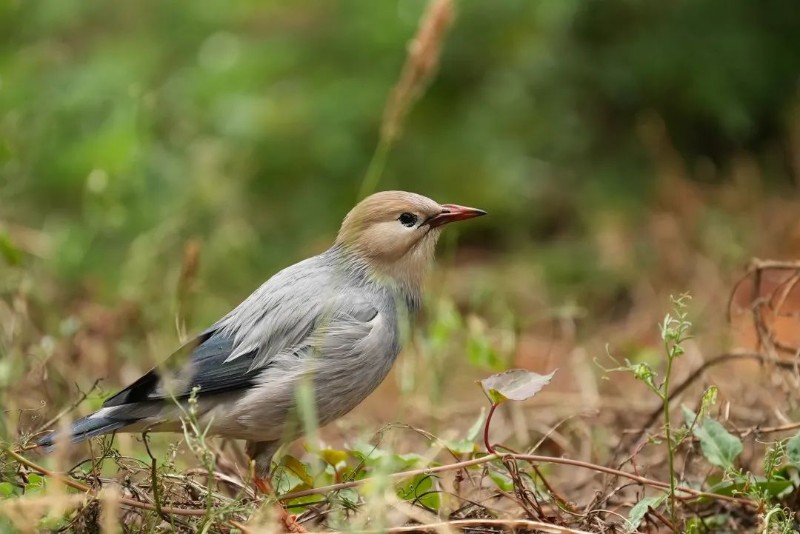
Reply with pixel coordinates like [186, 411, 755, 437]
[37, 414, 130, 449]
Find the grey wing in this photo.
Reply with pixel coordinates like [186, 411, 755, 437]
[41, 326, 268, 447]
[40, 255, 389, 447]
[214, 257, 379, 373]
[102, 272, 379, 408]
[101, 328, 261, 407]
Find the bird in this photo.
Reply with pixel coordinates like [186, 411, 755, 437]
[37, 190, 485, 495]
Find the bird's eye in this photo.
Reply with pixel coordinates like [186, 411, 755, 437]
[398, 212, 418, 227]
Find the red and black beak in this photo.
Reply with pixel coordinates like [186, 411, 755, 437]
[426, 203, 487, 228]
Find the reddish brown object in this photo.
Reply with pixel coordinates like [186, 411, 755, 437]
[253, 475, 307, 533]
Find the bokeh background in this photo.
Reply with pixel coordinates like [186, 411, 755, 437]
[2, 0, 800, 484]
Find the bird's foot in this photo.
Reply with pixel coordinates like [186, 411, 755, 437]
[254, 475, 307, 533]
[253, 475, 271, 494]
[279, 513, 306, 534]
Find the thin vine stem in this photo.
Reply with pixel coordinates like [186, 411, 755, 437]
[483, 402, 499, 454]
[278, 452, 756, 507]
[662, 349, 677, 528]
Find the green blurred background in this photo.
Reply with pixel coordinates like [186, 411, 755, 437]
[1, 0, 799, 336]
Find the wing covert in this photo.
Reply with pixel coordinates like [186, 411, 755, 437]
[101, 284, 381, 407]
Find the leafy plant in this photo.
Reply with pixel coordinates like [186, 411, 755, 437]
[626, 494, 666, 533]
[691, 415, 743, 471]
[601, 294, 693, 526]
[786, 431, 800, 467]
[657, 293, 693, 523]
[478, 368, 556, 454]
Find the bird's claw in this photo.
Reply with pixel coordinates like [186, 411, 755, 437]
[253, 475, 306, 532]
[283, 513, 306, 533]
[254, 475, 271, 495]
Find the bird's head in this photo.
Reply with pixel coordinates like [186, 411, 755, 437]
[336, 191, 485, 294]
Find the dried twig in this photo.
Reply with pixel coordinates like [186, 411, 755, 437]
[5, 448, 224, 519]
[729, 259, 800, 356]
[380, 0, 454, 144]
[648, 505, 677, 533]
[741, 421, 800, 438]
[320, 519, 596, 534]
[142, 432, 192, 530]
[175, 239, 201, 340]
[8, 443, 754, 530]
[30, 379, 102, 439]
[279, 452, 756, 508]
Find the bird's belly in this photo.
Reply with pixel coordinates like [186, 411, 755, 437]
[314, 349, 398, 426]
[229, 296, 405, 442]
[228, 347, 399, 442]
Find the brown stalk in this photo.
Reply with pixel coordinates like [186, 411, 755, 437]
[648, 505, 677, 533]
[359, 0, 455, 198]
[176, 239, 201, 339]
[381, 0, 454, 143]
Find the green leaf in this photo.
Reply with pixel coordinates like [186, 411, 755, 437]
[319, 448, 349, 468]
[764, 440, 785, 479]
[708, 477, 791, 499]
[444, 438, 477, 455]
[466, 408, 486, 440]
[394, 452, 428, 470]
[682, 405, 698, 428]
[626, 494, 666, 533]
[274, 455, 313, 494]
[0, 231, 22, 266]
[685, 514, 727, 532]
[0, 482, 17, 497]
[286, 493, 327, 512]
[479, 369, 556, 405]
[466, 316, 504, 370]
[444, 408, 485, 454]
[274, 468, 304, 494]
[349, 442, 381, 462]
[786, 431, 800, 467]
[283, 455, 314, 485]
[349, 443, 432, 472]
[428, 299, 462, 351]
[396, 473, 440, 511]
[24, 474, 44, 496]
[693, 418, 743, 470]
[699, 386, 718, 420]
[630, 361, 657, 391]
[467, 333, 502, 370]
[488, 468, 514, 492]
[334, 488, 360, 507]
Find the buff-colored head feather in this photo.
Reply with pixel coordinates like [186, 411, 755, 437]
[336, 191, 446, 293]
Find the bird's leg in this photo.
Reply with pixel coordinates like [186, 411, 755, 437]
[252, 472, 306, 533]
[253, 473, 272, 495]
[247, 441, 307, 533]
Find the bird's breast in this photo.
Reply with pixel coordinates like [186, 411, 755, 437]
[229, 284, 412, 441]
[314, 302, 403, 425]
